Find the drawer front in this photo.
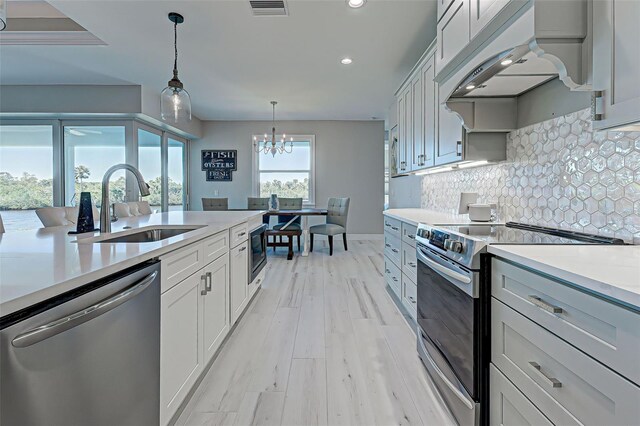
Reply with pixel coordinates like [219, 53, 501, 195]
[402, 274, 417, 319]
[490, 364, 553, 426]
[230, 222, 248, 247]
[383, 216, 402, 238]
[492, 298, 640, 426]
[492, 258, 640, 385]
[384, 233, 402, 267]
[401, 242, 418, 282]
[202, 231, 229, 265]
[385, 256, 402, 298]
[160, 243, 203, 293]
[401, 222, 418, 247]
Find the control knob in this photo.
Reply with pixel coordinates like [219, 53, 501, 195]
[444, 239, 464, 253]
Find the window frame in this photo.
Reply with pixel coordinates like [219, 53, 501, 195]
[252, 134, 316, 206]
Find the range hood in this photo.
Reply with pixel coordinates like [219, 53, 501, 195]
[450, 45, 558, 99]
[440, 0, 591, 132]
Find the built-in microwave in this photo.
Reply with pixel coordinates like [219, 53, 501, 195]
[249, 224, 267, 283]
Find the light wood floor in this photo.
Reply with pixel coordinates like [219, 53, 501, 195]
[176, 240, 455, 426]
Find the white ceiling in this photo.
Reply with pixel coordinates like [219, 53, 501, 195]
[0, 0, 438, 120]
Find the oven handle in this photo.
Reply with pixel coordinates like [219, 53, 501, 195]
[417, 247, 471, 284]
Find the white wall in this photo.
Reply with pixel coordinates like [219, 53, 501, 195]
[190, 120, 385, 234]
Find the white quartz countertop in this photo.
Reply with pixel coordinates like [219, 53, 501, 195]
[0, 211, 263, 317]
[383, 208, 501, 226]
[488, 244, 640, 310]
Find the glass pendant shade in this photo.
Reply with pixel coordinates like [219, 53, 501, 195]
[161, 85, 191, 123]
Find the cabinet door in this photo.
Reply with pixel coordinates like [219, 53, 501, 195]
[436, 92, 464, 165]
[421, 54, 437, 169]
[202, 254, 230, 365]
[397, 92, 406, 173]
[161, 272, 204, 425]
[436, 0, 470, 74]
[593, 0, 640, 130]
[230, 241, 249, 325]
[438, 0, 456, 21]
[410, 72, 423, 171]
[398, 86, 412, 173]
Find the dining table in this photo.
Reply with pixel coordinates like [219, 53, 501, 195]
[230, 208, 328, 257]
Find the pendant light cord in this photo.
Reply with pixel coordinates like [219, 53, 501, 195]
[173, 21, 179, 79]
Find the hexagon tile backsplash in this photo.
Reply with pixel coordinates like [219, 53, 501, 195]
[421, 108, 640, 243]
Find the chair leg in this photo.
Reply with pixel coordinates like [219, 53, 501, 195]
[343, 233, 348, 251]
[297, 235, 300, 252]
[287, 237, 294, 260]
[310, 233, 314, 252]
[328, 235, 334, 256]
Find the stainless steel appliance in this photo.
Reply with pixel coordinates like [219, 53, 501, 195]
[415, 222, 625, 426]
[250, 224, 268, 282]
[0, 261, 161, 426]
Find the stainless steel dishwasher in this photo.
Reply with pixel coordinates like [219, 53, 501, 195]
[0, 260, 160, 426]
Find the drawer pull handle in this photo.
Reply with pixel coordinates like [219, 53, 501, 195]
[391, 248, 399, 253]
[200, 274, 208, 295]
[392, 226, 399, 231]
[407, 234, 415, 239]
[408, 262, 417, 268]
[385, 243, 391, 248]
[385, 269, 391, 273]
[529, 362, 562, 388]
[392, 277, 399, 282]
[408, 296, 416, 304]
[528, 295, 563, 314]
[239, 246, 247, 252]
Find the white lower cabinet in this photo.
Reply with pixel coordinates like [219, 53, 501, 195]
[160, 271, 205, 425]
[230, 241, 249, 325]
[202, 254, 230, 365]
[490, 364, 552, 426]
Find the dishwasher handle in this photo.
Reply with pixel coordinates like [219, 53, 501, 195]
[12, 270, 158, 348]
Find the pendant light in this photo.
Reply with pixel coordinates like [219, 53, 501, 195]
[161, 12, 191, 123]
[253, 101, 293, 157]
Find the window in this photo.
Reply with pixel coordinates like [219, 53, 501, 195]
[137, 127, 162, 212]
[168, 136, 187, 211]
[64, 125, 127, 208]
[253, 135, 315, 205]
[0, 124, 55, 231]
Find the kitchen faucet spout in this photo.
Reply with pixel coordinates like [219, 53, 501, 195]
[100, 164, 150, 233]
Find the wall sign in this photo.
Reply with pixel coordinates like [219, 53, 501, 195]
[201, 150, 237, 181]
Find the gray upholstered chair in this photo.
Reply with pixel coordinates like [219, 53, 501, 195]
[309, 197, 350, 256]
[272, 197, 302, 250]
[202, 197, 228, 211]
[247, 197, 270, 224]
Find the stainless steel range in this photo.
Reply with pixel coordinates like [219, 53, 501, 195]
[414, 222, 625, 426]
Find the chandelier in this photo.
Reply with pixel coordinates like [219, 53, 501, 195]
[161, 12, 191, 123]
[254, 101, 293, 157]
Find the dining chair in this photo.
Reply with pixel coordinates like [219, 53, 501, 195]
[0, 212, 5, 233]
[309, 197, 350, 256]
[247, 197, 270, 224]
[202, 197, 229, 211]
[113, 201, 153, 218]
[273, 197, 302, 251]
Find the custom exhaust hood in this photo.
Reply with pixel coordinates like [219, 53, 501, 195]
[441, 0, 591, 133]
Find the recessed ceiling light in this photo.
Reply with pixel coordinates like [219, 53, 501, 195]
[501, 59, 513, 66]
[341, 57, 353, 65]
[465, 84, 476, 90]
[347, 0, 366, 8]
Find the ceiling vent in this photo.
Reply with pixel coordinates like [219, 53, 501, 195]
[249, 0, 288, 16]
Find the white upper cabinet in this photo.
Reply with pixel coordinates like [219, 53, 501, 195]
[436, 0, 470, 75]
[592, 0, 640, 130]
[421, 54, 437, 169]
[397, 86, 411, 174]
[410, 72, 423, 171]
[437, 0, 457, 21]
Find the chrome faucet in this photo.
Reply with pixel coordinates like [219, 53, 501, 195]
[100, 164, 150, 233]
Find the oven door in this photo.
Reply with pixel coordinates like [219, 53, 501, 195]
[416, 243, 479, 426]
[250, 225, 267, 283]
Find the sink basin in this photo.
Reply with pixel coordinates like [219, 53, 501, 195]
[97, 227, 203, 243]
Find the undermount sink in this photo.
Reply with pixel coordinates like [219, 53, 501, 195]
[97, 226, 204, 243]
